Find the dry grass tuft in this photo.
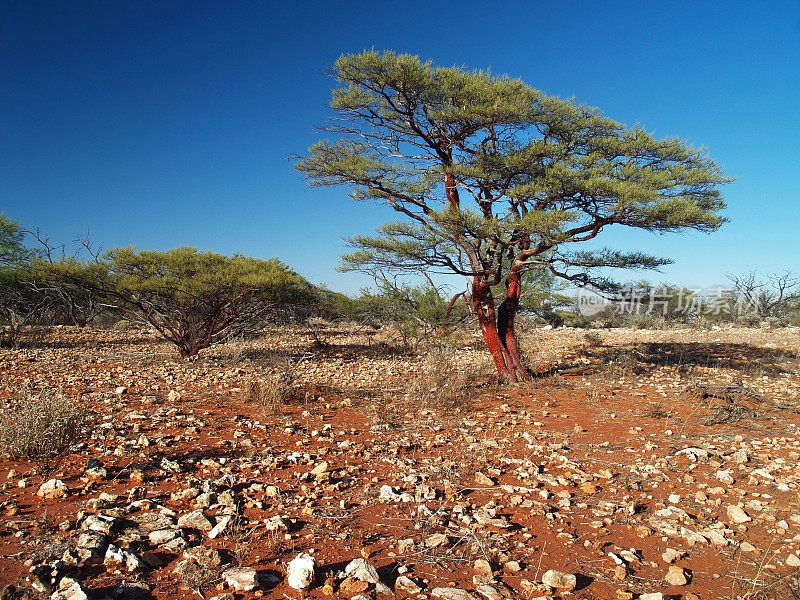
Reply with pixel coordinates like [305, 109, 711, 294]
[0, 389, 88, 477]
[406, 347, 473, 410]
[583, 330, 605, 347]
[238, 376, 292, 413]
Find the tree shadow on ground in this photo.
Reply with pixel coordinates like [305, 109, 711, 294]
[587, 341, 798, 376]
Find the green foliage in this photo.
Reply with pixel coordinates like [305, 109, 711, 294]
[36, 257, 110, 327]
[0, 214, 31, 268]
[297, 50, 729, 379]
[513, 269, 574, 325]
[309, 285, 362, 323]
[0, 215, 51, 347]
[298, 50, 730, 289]
[354, 278, 468, 350]
[65, 246, 316, 357]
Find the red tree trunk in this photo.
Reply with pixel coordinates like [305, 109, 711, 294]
[472, 279, 529, 382]
[497, 272, 530, 381]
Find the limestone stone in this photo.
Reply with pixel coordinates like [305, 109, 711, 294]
[286, 553, 315, 590]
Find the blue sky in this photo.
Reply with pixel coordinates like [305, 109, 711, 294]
[2, 1, 799, 294]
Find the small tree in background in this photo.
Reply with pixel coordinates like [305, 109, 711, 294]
[0, 264, 52, 347]
[298, 51, 730, 381]
[31, 232, 110, 328]
[64, 246, 316, 357]
[0, 215, 51, 347]
[356, 277, 470, 350]
[0, 214, 29, 267]
[728, 270, 800, 324]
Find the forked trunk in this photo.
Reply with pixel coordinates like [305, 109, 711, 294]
[497, 272, 529, 381]
[472, 278, 530, 383]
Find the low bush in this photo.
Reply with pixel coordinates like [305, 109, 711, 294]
[583, 330, 604, 346]
[0, 390, 88, 476]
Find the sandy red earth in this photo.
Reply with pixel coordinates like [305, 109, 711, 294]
[2, 325, 800, 600]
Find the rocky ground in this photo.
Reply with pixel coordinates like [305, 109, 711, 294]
[2, 324, 800, 600]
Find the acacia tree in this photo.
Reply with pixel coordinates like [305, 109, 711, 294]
[727, 270, 800, 322]
[297, 51, 730, 381]
[0, 215, 29, 267]
[31, 233, 110, 327]
[66, 247, 316, 357]
[0, 215, 52, 347]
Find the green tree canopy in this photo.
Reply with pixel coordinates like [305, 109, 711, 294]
[0, 215, 50, 347]
[297, 50, 730, 381]
[0, 214, 31, 268]
[65, 246, 316, 357]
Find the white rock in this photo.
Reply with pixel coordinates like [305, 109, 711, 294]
[661, 548, 685, 564]
[787, 553, 800, 567]
[675, 447, 708, 462]
[664, 565, 689, 585]
[425, 533, 448, 548]
[541, 569, 577, 591]
[82, 514, 117, 534]
[395, 576, 422, 594]
[716, 469, 735, 484]
[726, 505, 752, 524]
[473, 510, 511, 528]
[264, 515, 290, 532]
[639, 594, 663, 600]
[739, 541, 757, 552]
[702, 528, 729, 546]
[51, 578, 88, 600]
[177, 509, 214, 532]
[475, 472, 496, 486]
[310, 461, 329, 476]
[223, 567, 259, 592]
[732, 448, 749, 464]
[37, 479, 68, 499]
[475, 584, 513, 600]
[286, 553, 315, 590]
[648, 506, 692, 536]
[379, 485, 399, 501]
[104, 544, 146, 572]
[148, 529, 179, 545]
[431, 587, 479, 600]
[208, 515, 232, 539]
[345, 557, 379, 583]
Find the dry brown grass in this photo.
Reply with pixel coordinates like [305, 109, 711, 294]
[405, 347, 473, 411]
[238, 376, 292, 413]
[0, 389, 88, 477]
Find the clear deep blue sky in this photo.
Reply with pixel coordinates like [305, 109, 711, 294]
[2, 1, 799, 294]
